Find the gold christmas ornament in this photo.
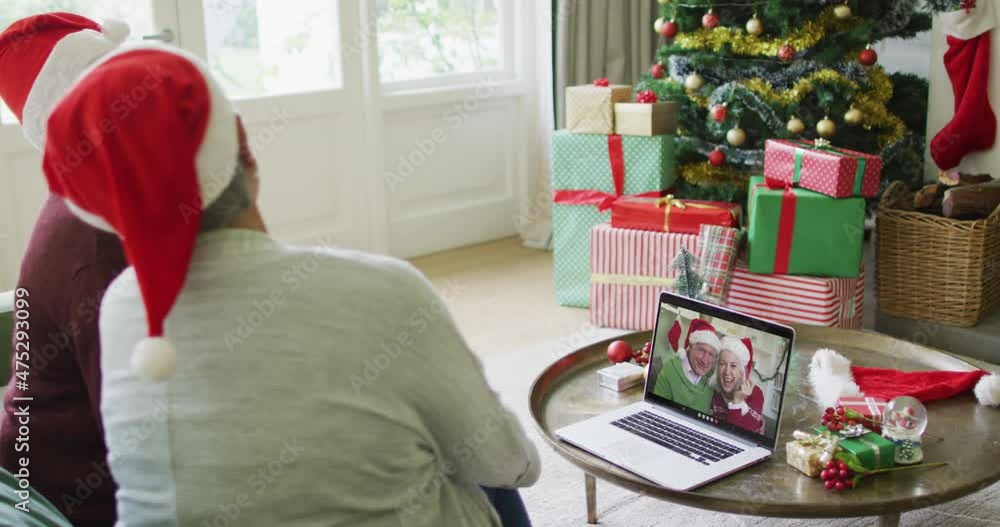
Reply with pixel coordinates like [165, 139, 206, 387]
[817, 115, 837, 138]
[844, 107, 864, 125]
[654, 17, 665, 34]
[685, 72, 705, 91]
[727, 125, 747, 146]
[679, 162, 749, 186]
[787, 116, 806, 135]
[834, 3, 852, 19]
[746, 14, 764, 36]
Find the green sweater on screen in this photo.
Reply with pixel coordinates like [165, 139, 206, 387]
[652, 353, 715, 413]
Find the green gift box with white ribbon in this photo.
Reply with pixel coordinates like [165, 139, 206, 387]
[763, 139, 882, 198]
[551, 130, 677, 307]
[815, 426, 895, 470]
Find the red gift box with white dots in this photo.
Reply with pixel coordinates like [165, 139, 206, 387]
[763, 139, 882, 198]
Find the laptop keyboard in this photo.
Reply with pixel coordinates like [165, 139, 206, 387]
[611, 411, 744, 466]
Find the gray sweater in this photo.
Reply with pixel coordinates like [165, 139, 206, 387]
[99, 229, 540, 526]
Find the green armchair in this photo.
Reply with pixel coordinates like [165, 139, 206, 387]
[0, 290, 12, 384]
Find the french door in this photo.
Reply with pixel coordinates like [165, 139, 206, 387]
[0, 0, 539, 288]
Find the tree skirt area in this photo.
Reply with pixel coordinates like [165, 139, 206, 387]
[483, 330, 1000, 526]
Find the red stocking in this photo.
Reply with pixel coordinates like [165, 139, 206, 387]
[931, 32, 997, 170]
[931, 4, 998, 170]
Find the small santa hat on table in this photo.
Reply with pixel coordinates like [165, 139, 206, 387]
[721, 336, 754, 377]
[810, 348, 1000, 408]
[41, 46, 239, 382]
[0, 12, 130, 148]
[667, 318, 722, 353]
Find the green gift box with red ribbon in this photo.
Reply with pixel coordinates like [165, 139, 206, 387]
[763, 139, 882, 198]
[552, 130, 676, 307]
[747, 176, 865, 278]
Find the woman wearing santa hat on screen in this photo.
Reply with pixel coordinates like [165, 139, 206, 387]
[710, 336, 766, 435]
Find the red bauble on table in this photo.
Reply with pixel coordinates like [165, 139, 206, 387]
[650, 63, 666, 79]
[607, 340, 634, 364]
[710, 104, 728, 122]
[702, 9, 720, 29]
[593, 77, 610, 87]
[859, 46, 878, 66]
[708, 148, 726, 167]
[778, 43, 796, 62]
[661, 19, 679, 39]
[635, 90, 659, 104]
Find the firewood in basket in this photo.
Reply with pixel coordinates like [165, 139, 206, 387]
[938, 171, 994, 187]
[914, 183, 944, 210]
[942, 181, 1000, 219]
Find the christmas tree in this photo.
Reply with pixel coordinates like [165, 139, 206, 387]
[637, 1, 931, 202]
[671, 247, 705, 300]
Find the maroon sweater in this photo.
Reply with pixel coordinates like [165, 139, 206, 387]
[710, 386, 766, 435]
[0, 196, 125, 524]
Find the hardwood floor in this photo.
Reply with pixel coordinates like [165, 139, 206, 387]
[410, 237, 592, 358]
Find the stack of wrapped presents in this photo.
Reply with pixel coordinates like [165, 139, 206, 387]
[553, 84, 877, 331]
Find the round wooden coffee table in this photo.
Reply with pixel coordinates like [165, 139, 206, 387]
[529, 326, 1000, 526]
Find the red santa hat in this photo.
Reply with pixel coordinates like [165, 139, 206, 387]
[720, 336, 754, 377]
[0, 12, 130, 148]
[667, 318, 722, 353]
[810, 348, 1000, 408]
[41, 46, 240, 382]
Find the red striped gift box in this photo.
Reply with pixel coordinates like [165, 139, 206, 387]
[723, 261, 865, 329]
[590, 223, 698, 330]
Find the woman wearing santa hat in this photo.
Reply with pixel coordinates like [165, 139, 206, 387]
[39, 35, 537, 527]
[710, 336, 766, 435]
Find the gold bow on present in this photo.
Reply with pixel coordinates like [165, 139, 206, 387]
[654, 195, 730, 232]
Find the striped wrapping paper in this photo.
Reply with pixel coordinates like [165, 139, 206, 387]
[723, 261, 865, 329]
[590, 223, 698, 330]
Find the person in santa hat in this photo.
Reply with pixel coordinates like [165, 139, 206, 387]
[710, 336, 766, 435]
[0, 12, 130, 524]
[652, 319, 721, 414]
[40, 42, 538, 526]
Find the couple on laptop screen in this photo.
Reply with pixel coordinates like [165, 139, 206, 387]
[647, 304, 789, 437]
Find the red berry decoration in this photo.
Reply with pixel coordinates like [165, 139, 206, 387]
[593, 77, 610, 87]
[661, 19, 679, 39]
[632, 342, 652, 366]
[702, 9, 720, 29]
[710, 104, 728, 122]
[708, 147, 726, 167]
[607, 340, 634, 364]
[820, 458, 856, 492]
[859, 46, 878, 66]
[777, 42, 796, 62]
[636, 90, 659, 104]
[650, 63, 666, 79]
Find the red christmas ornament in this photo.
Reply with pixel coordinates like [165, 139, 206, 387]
[635, 90, 659, 104]
[702, 9, 720, 29]
[778, 42, 796, 62]
[708, 148, 726, 167]
[650, 63, 665, 79]
[593, 77, 610, 87]
[661, 19, 679, 39]
[607, 340, 634, 364]
[710, 104, 728, 122]
[859, 46, 878, 66]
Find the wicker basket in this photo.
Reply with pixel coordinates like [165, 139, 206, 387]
[876, 181, 1000, 327]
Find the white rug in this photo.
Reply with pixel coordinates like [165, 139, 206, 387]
[483, 332, 1000, 527]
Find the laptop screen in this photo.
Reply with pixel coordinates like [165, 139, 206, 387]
[644, 293, 794, 449]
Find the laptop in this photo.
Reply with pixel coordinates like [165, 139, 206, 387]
[555, 292, 795, 491]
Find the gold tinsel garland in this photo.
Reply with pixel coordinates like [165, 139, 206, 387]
[674, 8, 858, 57]
[689, 68, 906, 148]
[679, 162, 750, 187]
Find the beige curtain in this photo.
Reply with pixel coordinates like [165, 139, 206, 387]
[555, 0, 659, 129]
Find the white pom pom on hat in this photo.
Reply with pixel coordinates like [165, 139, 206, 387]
[131, 338, 177, 382]
[100, 19, 130, 43]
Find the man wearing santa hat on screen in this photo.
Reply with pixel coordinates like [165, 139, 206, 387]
[652, 319, 721, 413]
[710, 336, 766, 434]
[0, 12, 131, 523]
[40, 42, 539, 526]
